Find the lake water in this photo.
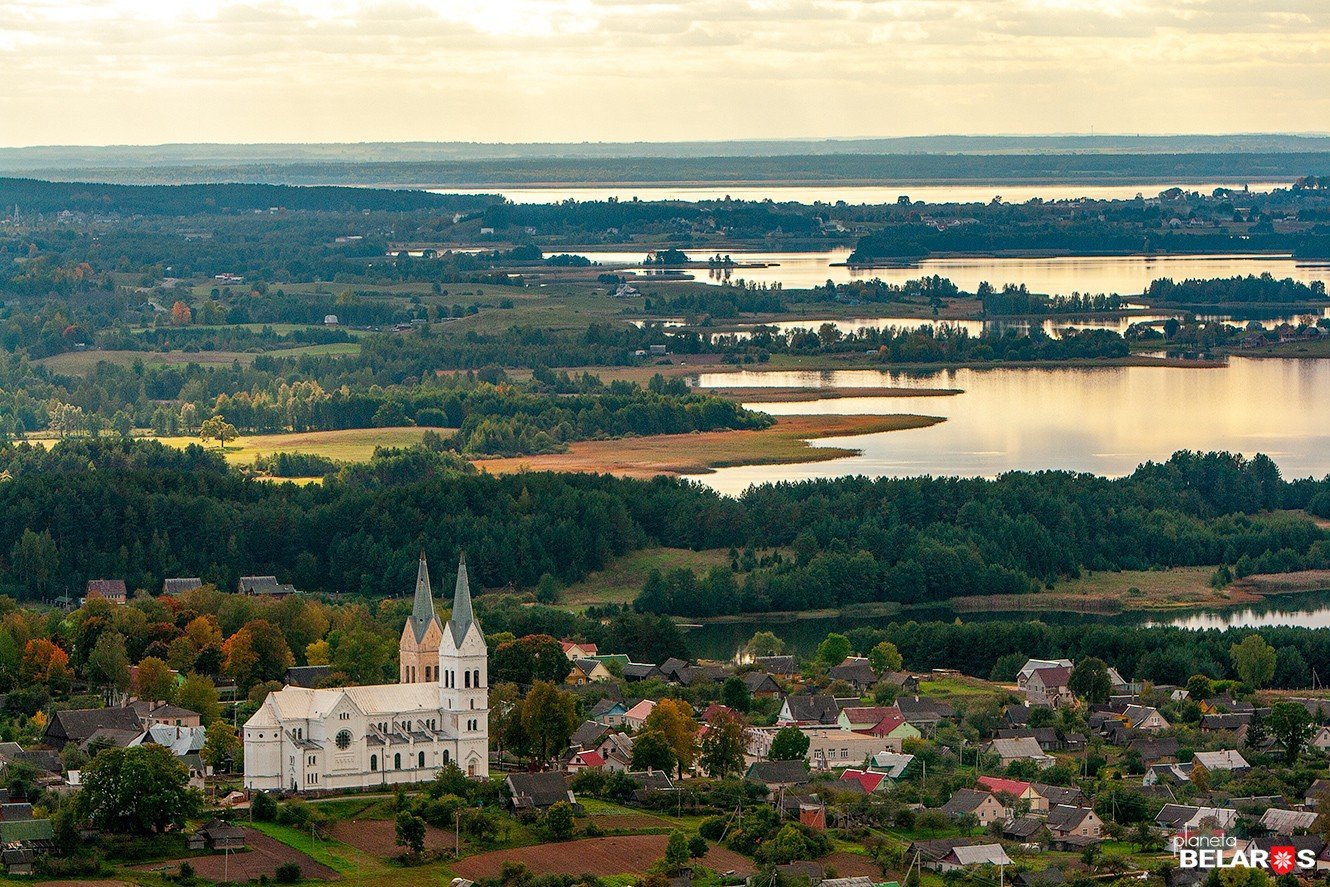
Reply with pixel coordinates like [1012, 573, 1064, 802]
[692, 358, 1330, 494]
[573, 249, 1330, 294]
[708, 306, 1330, 341]
[432, 181, 1287, 205]
[682, 590, 1330, 660]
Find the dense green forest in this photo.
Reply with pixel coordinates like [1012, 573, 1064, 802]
[3, 441, 1328, 615]
[632, 450, 1330, 617]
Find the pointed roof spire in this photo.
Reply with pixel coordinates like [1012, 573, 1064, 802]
[449, 552, 476, 646]
[408, 551, 439, 643]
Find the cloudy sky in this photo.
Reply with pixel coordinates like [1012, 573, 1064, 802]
[0, 0, 1327, 146]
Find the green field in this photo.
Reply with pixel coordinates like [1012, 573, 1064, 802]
[149, 426, 441, 465]
[560, 546, 737, 609]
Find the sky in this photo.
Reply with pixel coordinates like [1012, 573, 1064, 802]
[0, 0, 1327, 147]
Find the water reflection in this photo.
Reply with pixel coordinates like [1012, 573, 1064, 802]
[574, 249, 1329, 294]
[694, 359, 1330, 493]
[681, 590, 1330, 660]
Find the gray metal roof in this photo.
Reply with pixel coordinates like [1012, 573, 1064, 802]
[408, 553, 441, 644]
[448, 554, 477, 646]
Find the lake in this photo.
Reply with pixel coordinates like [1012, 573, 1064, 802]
[432, 181, 1288, 205]
[681, 590, 1330, 661]
[692, 358, 1330, 494]
[573, 249, 1330, 293]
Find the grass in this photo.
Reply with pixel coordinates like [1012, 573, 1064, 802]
[916, 674, 1011, 700]
[148, 426, 442, 466]
[248, 820, 410, 887]
[37, 348, 261, 373]
[561, 547, 737, 609]
[472, 413, 943, 479]
[951, 566, 1228, 613]
[1231, 338, 1330, 358]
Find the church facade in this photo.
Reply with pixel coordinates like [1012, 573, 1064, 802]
[243, 555, 488, 792]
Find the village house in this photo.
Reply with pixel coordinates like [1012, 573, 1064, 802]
[935, 844, 1013, 872]
[1192, 749, 1250, 775]
[941, 789, 1011, 827]
[802, 728, 896, 769]
[985, 736, 1055, 769]
[237, 575, 299, 597]
[1024, 666, 1074, 708]
[1155, 804, 1237, 832]
[742, 672, 783, 698]
[977, 776, 1047, 814]
[745, 759, 811, 791]
[566, 659, 613, 685]
[623, 700, 656, 731]
[1016, 659, 1073, 689]
[1045, 806, 1103, 841]
[1120, 704, 1170, 732]
[868, 750, 915, 780]
[506, 771, 575, 811]
[779, 695, 840, 726]
[828, 657, 878, 693]
[85, 578, 128, 605]
[590, 699, 629, 726]
[561, 641, 599, 660]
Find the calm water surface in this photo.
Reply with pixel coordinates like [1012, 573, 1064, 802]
[682, 590, 1330, 660]
[693, 359, 1330, 494]
[432, 182, 1287, 205]
[574, 249, 1330, 293]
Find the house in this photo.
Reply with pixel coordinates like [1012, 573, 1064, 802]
[237, 576, 298, 597]
[803, 728, 895, 769]
[1313, 726, 1330, 751]
[1143, 763, 1193, 786]
[985, 737, 1054, 769]
[1045, 806, 1102, 841]
[840, 768, 887, 794]
[1024, 667, 1074, 709]
[1260, 808, 1318, 835]
[570, 720, 610, 751]
[977, 776, 1047, 814]
[623, 700, 656, 731]
[1192, 749, 1250, 774]
[896, 697, 955, 732]
[597, 733, 635, 772]
[936, 844, 1013, 872]
[567, 659, 613, 685]
[745, 760, 811, 791]
[868, 751, 915, 779]
[623, 663, 663, 682]
[43, 707, 143, 749]
[284, 665, 331, 688]
[506, 772, 574, 810]
[1128, 736, 1180, 765]
[561, 641, 599, 661]
[1017, 659, 1073, 689]
[132, 702, 202, 729]
[838, 706, 899, 732]
[0, 819, 54, 874]
[590, 699, 629, 727]
[1155, 804, 1237, 832]
[187, 818, 247, 851]
[742, 672, 783, 697]
[566, 750, 606, 773]
[1201, 712, 1252, 733]
[1032, 781, 1085, 813]
[879, 671, 921, 695]
[908, 838, 980, 868]
[1121, 704, 1169, 732]
[779, 696, 840, 726]
[625, 769, 676, 803]
[163, 578, 203, 595]
[1306, 778, 1330, 808]
[756, 656, 796, 678]
[85, 578, 128, 604]
[940, 789, 1011, 827]
[867, 713, 921, 750]
[994, 727, 1064, 752]
[1005, 816, 1047, 842]
[1003, 705, 1032, 727]
[828, 657, 878, 692]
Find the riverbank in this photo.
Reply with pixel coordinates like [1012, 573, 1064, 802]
[470, 412, 941, 478]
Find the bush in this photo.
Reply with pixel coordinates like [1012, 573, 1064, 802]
[275, 862, 302, 883]
[251, 792, 279, 821]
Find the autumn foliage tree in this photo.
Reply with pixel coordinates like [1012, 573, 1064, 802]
[642, 698, 699, 779]
[221, 619, 293, 691]
[21, 638, 72, 693]
[170, 301, 192, 326]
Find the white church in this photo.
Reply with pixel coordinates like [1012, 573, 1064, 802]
[243, 554, 488, 792]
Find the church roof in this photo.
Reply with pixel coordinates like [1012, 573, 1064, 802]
[253, 683, 443, 723]
[408, 553, 441, 644]
[448, 554, 479, 646]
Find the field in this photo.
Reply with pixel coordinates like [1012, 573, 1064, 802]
[148, 426, 442, 466]
[451, 835, 756, 880]
[472, 413, 942, 478]
[951, 566, 1330, 614]
[328, 818, 457, 857]
[132, 828, 339, 881]
[36, 342, 360, 375]
[560, 547, 737, 609]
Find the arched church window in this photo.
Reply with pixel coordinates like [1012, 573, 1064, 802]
[418, 751, 425, 768]
[370, 755, 377, 771]
[394, 753, 401, 769]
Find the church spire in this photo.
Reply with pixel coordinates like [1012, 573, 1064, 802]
[449, 552, 476, 646]
[408, 551, 438, 643]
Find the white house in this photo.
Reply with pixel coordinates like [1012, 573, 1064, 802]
[243, 555, 489, 792]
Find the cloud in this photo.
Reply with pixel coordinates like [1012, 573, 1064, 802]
[0, 0, 1326, 144]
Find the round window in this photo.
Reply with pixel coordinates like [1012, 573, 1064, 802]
[335, 729, 352, 750]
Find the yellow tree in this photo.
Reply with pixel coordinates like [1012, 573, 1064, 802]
[643, 698, 700, 779]
[199, 414, 238, 451]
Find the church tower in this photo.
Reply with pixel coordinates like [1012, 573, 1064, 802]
[399, 553, 443, 684]
[440, 554, 488, 777]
